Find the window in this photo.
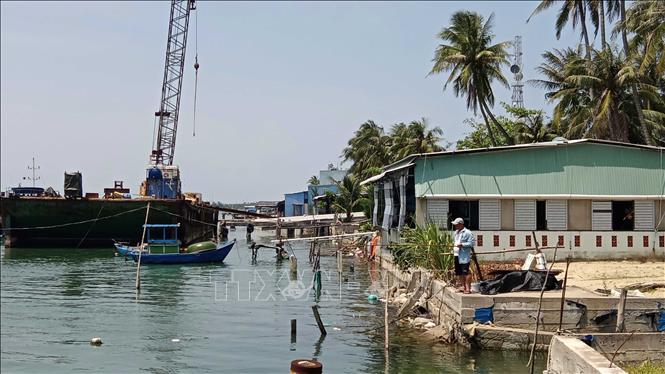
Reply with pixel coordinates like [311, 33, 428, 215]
[448, 200, 479, 230]
[612, 201, 634, 231]
[536, 200, 547, 230]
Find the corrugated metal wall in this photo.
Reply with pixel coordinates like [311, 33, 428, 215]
[415, 143, 665, 197]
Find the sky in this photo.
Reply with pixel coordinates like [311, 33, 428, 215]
[1, 1, 587, 203]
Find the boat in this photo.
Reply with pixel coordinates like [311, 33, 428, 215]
[115, 223, 235, 265]
[2, 196, 217, 248]
[129, 239, 235, 264]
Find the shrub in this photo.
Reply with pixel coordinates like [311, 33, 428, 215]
[390, 222, 454, 280]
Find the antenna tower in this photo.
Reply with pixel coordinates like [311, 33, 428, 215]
[510, 36, 524, 108]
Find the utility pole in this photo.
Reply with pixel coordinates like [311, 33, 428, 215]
[23, 157, 40, 187]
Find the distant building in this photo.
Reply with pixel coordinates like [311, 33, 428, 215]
[307, 164, 348, 214]
[284, 191, 308, 216]
[362, 139, 665, 260]
[255, 201, 280, 215]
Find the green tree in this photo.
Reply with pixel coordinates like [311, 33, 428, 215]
[619, 0, 665, 145]
[389, 118, 445, 160]
[536, 47, 662, 142]
[429, 11, 513, 146]
[331, 175, 369, 222]
[508, 106, 558, 143]
[307, 175, 320, 185]
[528, 0, 594, 59]
[341, 120, 392, 181]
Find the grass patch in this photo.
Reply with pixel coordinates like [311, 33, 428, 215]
[624, 361, 665, 374]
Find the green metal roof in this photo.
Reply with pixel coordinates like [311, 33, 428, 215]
[414, 141, 665, 197]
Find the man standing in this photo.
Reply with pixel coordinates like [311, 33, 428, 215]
[452, 217, 475, 294]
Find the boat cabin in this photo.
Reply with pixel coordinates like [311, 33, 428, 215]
[145, 223, 181, 253]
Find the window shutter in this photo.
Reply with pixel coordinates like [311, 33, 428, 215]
[514, 200, 536, 230]
[591, 201, 612, 231]
[426, 199, 448, 229]
[479, 199, 501, 230]
[634, 201, 654, 231]
[546, 200, 568, 230]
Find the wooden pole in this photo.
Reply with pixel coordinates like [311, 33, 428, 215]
[527, 245, 558, 374]
[135, 202, 151, 291]
[290, 319, 297, 346]
[470, 247, 483, 282]
[384, 275, 390, 350]
[312, 305, 327, 336]
[557, 257, 571, 333]
[616, 288, 628, 333]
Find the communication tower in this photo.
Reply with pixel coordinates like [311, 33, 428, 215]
[510, 36, 524, 108]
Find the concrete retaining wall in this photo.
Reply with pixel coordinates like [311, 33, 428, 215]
[547, 336, 626, 374]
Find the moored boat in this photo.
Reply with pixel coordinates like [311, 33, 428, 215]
[129, 239, 235, 264]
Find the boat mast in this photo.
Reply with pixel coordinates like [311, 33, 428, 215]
[151, 0, 197, 166]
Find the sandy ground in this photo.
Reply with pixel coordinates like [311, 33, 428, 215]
[550, 260, 665, 298]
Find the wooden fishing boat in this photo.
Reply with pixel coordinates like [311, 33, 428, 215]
[115, 223, 235, 264]
[129, 239, 235, 264]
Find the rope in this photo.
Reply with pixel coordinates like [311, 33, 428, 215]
[150, 206, 217, 227]
[2, 206, 147, 231]
[75, 203, 105, 249]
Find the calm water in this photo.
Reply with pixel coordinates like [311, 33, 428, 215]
[1, 229, 545, 373]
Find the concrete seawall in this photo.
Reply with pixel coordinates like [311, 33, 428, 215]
[377, 250, 665, 364]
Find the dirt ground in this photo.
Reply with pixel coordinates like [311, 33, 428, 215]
[550, 260, 665, 298]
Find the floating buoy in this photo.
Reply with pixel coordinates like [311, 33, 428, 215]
[90, 337, 103, 346]
[367, 294, 378, 301]
[171, 338, 180, 342]
[290, 359, 322, 374]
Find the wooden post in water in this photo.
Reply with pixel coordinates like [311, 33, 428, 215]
[616, 288, 628, 332]
[312, 305, 327, 336]
[290, 319, 297, 345]
[384, 275, 390, 350]
[135, 203, 151, 291]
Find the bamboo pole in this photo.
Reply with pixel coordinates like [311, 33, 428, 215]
[557, 257, 571, 333]
[135, 202, 151, 291]
[616, 288, 628, 333]
[527, 245, 558, 374]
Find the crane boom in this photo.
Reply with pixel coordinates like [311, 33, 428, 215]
[151, 0, 196, 166]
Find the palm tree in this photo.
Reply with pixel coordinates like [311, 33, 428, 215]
[331, 175, 369, 222]
[618, 0, 665, 145]
[341, 120, 392, 180]
[389, 118, 445, 160]
[530, 47, 592, 138]
[528, 0, 594, 59]
[429, 11, 513, 146]
[307, 175, 320, 185]
[514, 111, 557, 143]
[542, 47, 661, 142]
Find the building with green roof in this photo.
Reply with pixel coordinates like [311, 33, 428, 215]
[362, 139, 665, 259]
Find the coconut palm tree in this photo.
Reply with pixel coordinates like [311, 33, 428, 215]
[429, 11, 513, 146]
[389, 118, 445, 160]
[528, 0, 594, 59]
[530, 47, 592, 138]
[331, 175, 369, 222]
[514, 110, 557, 143]
[544, 47, 661, 142]
[618, 0, 665, 145]
[307, 175, 320, 185]
[341, 120, 392, 180]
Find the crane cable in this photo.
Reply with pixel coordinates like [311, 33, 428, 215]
[192, 7, 199, 137]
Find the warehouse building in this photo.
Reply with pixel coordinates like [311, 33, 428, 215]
[362, 139, 665, 259]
